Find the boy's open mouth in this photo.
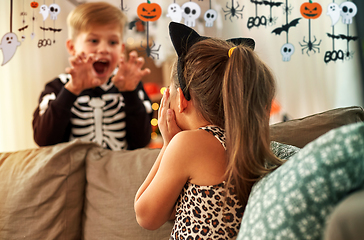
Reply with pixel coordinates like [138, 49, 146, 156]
[93, 60, 109, 74]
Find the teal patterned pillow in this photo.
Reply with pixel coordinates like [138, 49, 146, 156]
[238, 122, 364, 240]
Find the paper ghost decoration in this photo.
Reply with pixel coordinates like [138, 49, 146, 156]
[181, 2, 201, 27]
[327, 3, 341, 26]
[0, 32, 21, 66]
[167, 3, 182, 22]
[39, 4, 49, 21]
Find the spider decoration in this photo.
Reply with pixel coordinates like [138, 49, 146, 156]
[222, 0, 244, 22]
[282, 3, 293, 15]
[299, 36, 321, 56]
[299, 0, 322, 56]
[140, 40, 161, 60]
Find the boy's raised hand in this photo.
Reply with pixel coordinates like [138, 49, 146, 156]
[65, 52, 103, 95]
[112, 50, 151, 92]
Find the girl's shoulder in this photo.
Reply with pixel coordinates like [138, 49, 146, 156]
[167, 128, 226, 186]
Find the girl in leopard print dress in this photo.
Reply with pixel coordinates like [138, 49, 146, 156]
[135, 22, 285, 239]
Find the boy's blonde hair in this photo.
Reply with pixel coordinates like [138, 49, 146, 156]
[67, 2, 127, 40]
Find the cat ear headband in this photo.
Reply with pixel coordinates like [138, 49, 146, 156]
[168, 22, 255, 101]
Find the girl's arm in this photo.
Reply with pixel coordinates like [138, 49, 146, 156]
[135, 88, 184, 230]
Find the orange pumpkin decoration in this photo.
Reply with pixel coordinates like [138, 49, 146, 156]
[300, 0, 322, 19]
[137, 1, 162, 22]
[30, 1, 39, 8]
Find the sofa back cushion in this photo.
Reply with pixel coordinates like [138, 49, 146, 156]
[0, 140, 95, 240]
[270, 106, 364, 148]
[83, 147, 173, 240]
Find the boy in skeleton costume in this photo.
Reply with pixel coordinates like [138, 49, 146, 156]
[33, 2, 153, 150]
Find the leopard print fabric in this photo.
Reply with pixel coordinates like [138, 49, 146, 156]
[170, 126, 243, 240]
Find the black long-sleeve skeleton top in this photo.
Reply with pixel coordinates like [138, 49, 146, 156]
[33, 73, 153, 150]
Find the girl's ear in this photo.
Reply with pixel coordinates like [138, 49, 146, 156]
[66, 39, 76, 56]
[177, 88, 188, 113]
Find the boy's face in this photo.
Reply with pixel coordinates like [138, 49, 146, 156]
[67, 24, 124, 83]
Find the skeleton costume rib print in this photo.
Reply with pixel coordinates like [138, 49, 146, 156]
[33, 72, 153, 151]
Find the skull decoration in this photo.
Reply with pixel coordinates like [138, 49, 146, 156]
[49, 3, 61, 21]
[167, 3, 182, 23]
[340, 1, 357, 25]
[281, 43, 295, 62]
[181, 2, 201, 27]
[204, 9, 217, 27]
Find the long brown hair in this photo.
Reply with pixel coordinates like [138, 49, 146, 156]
[176, 38, 284, 208]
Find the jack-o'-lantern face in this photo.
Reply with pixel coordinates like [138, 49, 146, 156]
[300, 1, 322, 19]
[137, 1, 162, 22]
[30, 1, 39, 8]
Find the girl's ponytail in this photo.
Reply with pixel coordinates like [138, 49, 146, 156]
[223, 46, 283, 207]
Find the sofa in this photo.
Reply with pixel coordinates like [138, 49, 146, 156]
[0, 106, 363, 240]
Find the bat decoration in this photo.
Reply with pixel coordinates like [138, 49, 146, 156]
[18, 25, 29, 32]
[272, 18, 300, 35]
[128, 18, 145, 33]
[265, 0, 284, 25]
[327, 33, 358, 42]
[40, 26, 62, 32]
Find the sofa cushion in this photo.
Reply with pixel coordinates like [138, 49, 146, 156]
[83, 147, 173, 240]
[238, 122, 364, 240]
[0, 140, 96, 240]
[270, 106, 364, 148]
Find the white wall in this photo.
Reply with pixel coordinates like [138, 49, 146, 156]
[0, 0, 363, 152]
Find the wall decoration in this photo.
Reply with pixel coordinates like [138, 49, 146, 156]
[181, 1, 201, 27]
[19, 0, 29, 42]
[1, 0, 21, 66]
[299, 0, 322, 56]
[204, 0, 217, 27]
[120, 0, 128, 11]
[167, 1, 183, 23]
[265, 0, 284, 26]
[30, 1, 38, 40]
[324, 1, 358, 63]
[272, 0, 301, 62]
[137, 0, 162, 59]
[38, 0, 62, 48]
[222, 0, 244, 22]
[247, 0, 283, 29]
[137, 0, 162, 22]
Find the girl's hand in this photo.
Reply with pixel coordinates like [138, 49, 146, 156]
[112, 51, 151, 92]
[158, 88, 181, 145]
